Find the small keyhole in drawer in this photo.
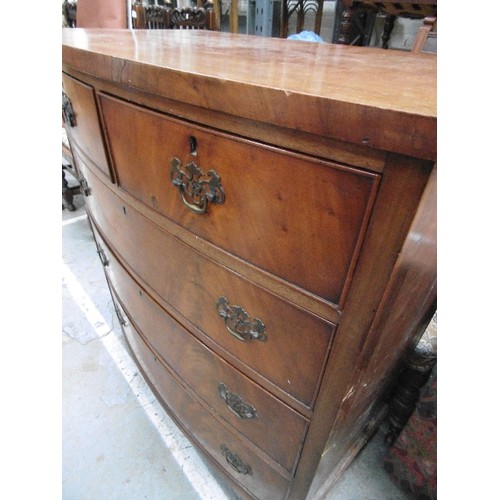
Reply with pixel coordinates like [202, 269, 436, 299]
[122, 206, 127, 215]
[189, 135, 198, 156]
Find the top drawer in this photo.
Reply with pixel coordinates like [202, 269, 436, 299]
[62, 73, 112, 180]
[98, 93, 380, 305]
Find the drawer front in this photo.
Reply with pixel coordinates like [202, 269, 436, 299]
[62, 73, 112, 179]
[119, 308, 291, 500]
[92, 221, 309, 474]
[99, 93, 380, 305]
[79, 158, 334, 410]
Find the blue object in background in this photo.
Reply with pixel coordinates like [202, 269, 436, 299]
[287, 31, 323, 42]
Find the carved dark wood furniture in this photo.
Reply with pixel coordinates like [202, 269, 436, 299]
[280, 0, 324, 38]
[132, 0, 216, 30]
[384, 362, 437, 498]
[62, 29, 436, 499]
[62, 0, 77, 27]
[132, 1, 170, 29]
[333, 0, 437, 49]
[385, 313, 437, 445]
[168, 2, 216, 30]
[412, 15, 437, 53]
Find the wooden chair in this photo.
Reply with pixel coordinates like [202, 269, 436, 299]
[167, 1, 216, 30]
[333, 0, 437, 49]
[132, 0, 217, 30]
[62, 0, 77, 27]
[280, 0, 324, 38]
[132, 1, 170, 29]
[411, 16, 437, 53]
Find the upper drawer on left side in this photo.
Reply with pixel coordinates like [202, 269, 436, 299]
[62, 74, 112, 180]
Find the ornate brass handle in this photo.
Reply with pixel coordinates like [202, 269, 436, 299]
[115, 306, 128, 327]
[96, 244, 109, 267]
[62, 91, 76, 127]
[170, 157, 225, 214]
[80, 176, 91, 197]
[218, 383, 258, 420]
[216, 297, 267, 342]
[220, 445, 253, 476]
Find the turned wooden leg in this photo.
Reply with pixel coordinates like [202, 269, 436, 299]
[381, 14, 396, 49]
[385, 323, 437, 445]
[338, 6, 354, 44]
[62, 167, 76, 211]
[385, 365, 431, 445]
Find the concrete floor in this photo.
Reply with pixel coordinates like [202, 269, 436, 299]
[62, 182, 410, 500]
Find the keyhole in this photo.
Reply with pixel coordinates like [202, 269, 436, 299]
[189, 135, 198, 156]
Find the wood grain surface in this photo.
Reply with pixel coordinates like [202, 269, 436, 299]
[62, 29, 436, 160]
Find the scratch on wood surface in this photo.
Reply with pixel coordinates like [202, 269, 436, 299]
[342, 385, 356, 402]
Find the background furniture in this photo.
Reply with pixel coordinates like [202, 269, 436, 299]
[412, 15, 437, 53]
[385, 313, 437, 445]
[132, 1, 171, 28]
[384, 363, 437, 499]
[63, 29, 436, 500]
[132, 0, 217, 30]
[333, 0, 437, 48]
[280, 0, 324, 38]
[62, 0, 77, 27]
[383, 313, 436, 498]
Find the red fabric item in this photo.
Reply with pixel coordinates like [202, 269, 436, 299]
[384, 365, 437, 499]
[76, 0, 127, 28]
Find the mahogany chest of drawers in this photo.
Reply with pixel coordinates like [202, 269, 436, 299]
[62, 29, 436, 499]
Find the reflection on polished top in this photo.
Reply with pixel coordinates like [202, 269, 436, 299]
[62, 28, 436, 160]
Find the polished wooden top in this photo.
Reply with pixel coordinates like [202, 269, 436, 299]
[62, 29, 436, 160]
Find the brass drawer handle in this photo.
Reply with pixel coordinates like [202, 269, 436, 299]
[170, 157, 225, 214]
[218, 383, 258, 420]
[216, 297, 267, 342]
[80, 176, 91, 197]
[220, 445, 253, 476]
[96, 244, 109, 267]
[115, 306, 128, 327]
[62, 91, 76, 127]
